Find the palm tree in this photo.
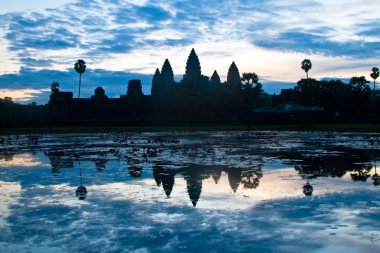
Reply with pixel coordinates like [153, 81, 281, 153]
[241, 72, 258, 88]
[50, 82, 60, 93]
[370, 67, 379, 93]
[74, 59, 86, 98]
[301, 59, 312, 79]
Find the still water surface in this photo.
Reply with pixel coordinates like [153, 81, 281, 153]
[0, 131, 379, 252]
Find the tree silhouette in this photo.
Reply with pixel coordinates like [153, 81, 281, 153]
[241, 72, 258, 87]
[241, 72, 262, 96]
[50, 82, 60, 93]
[370, 67, 379, 93]
[74, 59, 86, 98]
[349, 76, 371, 95]
[301, 59, 312, 79]
[241, 72, 262, 121]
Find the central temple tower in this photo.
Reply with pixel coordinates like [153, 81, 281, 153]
[182, 48, 202, 88]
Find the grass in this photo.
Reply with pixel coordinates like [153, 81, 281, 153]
[1, 123, 380, 135]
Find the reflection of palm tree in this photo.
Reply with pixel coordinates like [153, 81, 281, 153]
[74, 59, 86, 98]
[75, 161, 88, 200]
[303, 181, 313, 196]
[372, 161, 380, 186]
[301, 59, 312, 79]
[350, 164, 371, 182]
[241, 167, 262, 189]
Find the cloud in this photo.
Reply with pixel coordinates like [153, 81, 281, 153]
[0, 67, 154, 104]
[254, 31, 375, 58]
[0, 0, 379, 103]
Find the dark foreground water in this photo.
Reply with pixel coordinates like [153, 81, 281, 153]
[0, 131, 379, 253]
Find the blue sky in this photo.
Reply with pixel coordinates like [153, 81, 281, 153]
[0, 0, 379, 103]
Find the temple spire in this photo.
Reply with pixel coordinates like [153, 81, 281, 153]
[227, 61, 242, 93]
[161, 59, 174, 86]
[210, 70, 221, 86]
[183, 48, 202, 87]
[151, 68, 161, 96]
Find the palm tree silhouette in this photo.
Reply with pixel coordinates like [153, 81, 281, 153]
[301, 59, 312, 79]
[241, 72, 258, 88]
[50, 82, 60, 93]
[74, 59, 86, 98]
[370, 67, 379, 93]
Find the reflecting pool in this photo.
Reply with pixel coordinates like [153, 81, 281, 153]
[0, 131, 379, 252]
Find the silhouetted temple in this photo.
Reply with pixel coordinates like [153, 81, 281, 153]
[48, 49, 259, 124]
[46, 48, 380, 125]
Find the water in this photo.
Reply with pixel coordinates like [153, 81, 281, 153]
[0, 131, 379, 253]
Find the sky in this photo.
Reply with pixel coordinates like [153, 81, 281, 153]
[0, 0, 379, 104]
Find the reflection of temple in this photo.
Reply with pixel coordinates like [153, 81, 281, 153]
[153, 166, 175, 197]
[128, 165, 142, 177]
[154, 165, 263, 207]
[47, 155, 74, 175]
[211, 168, 222, 184]
[227, 167, 242, 193]
[95, 159, 107, 172]
[183, 165, 210, 207]
[44, 148, 265, 206]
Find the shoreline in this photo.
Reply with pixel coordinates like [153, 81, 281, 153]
[1, 123, 380, 135]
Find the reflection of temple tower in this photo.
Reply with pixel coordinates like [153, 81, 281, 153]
[153, 166, 175, 197]
[47, 154, 73, 175]
[153, 166, 163, 186]
[211, 168, 222, 184]
[185, 175, 202, 207]
[128, 166, 142, 177]
[95, 159, 107, 172]
[183, 166, 207, 207]
[162, 171, 175, 197]
[227, 168, 242, 193]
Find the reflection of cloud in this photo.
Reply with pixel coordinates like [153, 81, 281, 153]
[0, 181, 21, 227]
[2, 179, 379, 252]
[0, 153, 48, 168]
